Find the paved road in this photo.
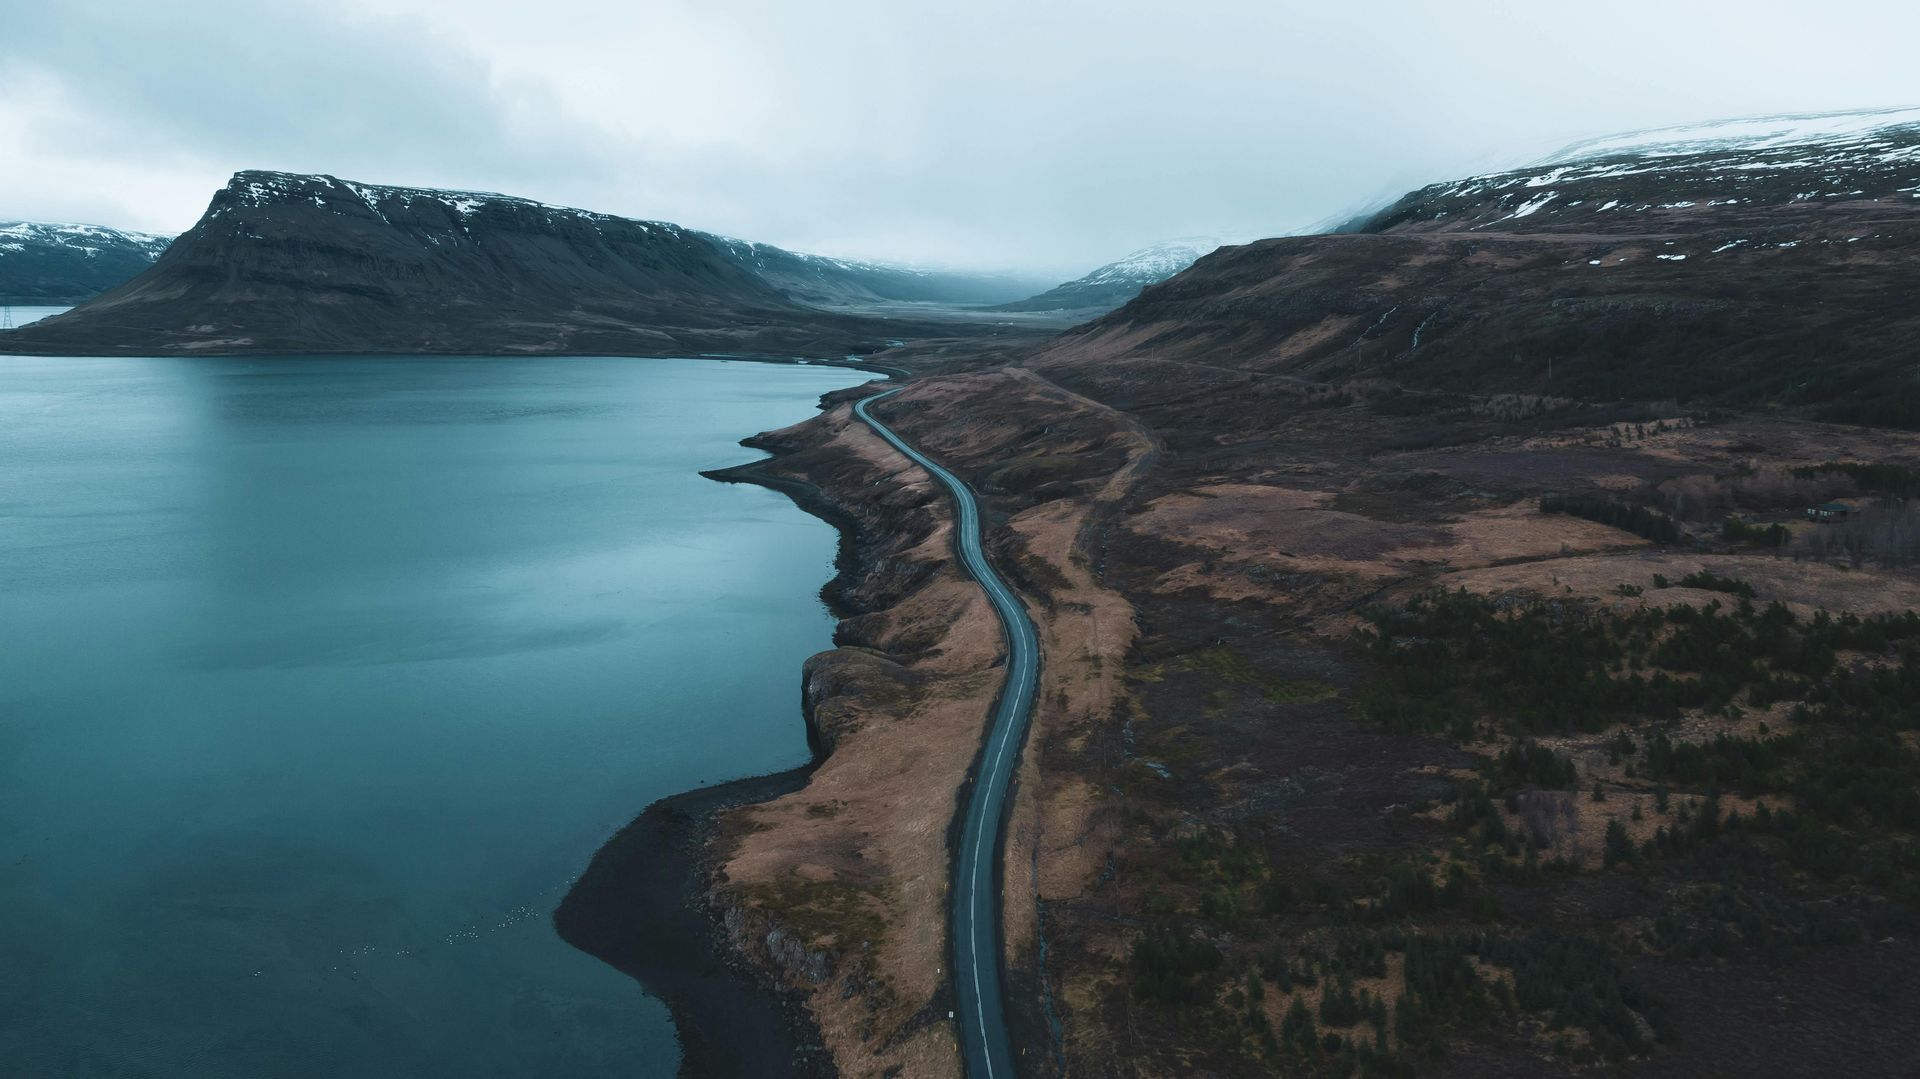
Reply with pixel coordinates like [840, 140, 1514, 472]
[853, 387, 1038, 1079]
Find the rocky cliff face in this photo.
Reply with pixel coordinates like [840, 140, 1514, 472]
[1041, 110, 1920, 424]
[0, 171, 892, 356]
[0, 221, 170, 304]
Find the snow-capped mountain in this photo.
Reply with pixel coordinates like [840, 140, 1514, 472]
[0, 170, 891, 356]
[996, 237, 1227, 313]
[1367, 106, 1920, 234]
[0, 221, 172, 304]
[1546, 105, 1920, 162]
[217, 173, 1044, 308]
[1048, 106, 1920, 427]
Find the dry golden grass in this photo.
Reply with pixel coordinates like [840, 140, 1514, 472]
[720, 366, 1153, 1077]
[1388, 500, 1646, 566]
[718, 406, 1003, 1079]
[1002, 496, 1138, 960]
[1442, 549, 1920, 616]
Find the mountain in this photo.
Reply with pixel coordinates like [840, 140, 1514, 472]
[1038, 108, 1920, 425]
[698, 235, 1050, 308]
[0, 171, 898, 357]
[994, 238, 1224, 313]
[0, 221, 171, 304]
[1364, 105, 1920, 234]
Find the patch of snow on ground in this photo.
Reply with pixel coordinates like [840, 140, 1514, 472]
[1070, 237, 1226, 288]
[1478, 192, 1557, 227]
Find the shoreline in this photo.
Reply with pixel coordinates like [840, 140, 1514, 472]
[0, 345, 913, 381]
[553, 380, 891, 1078]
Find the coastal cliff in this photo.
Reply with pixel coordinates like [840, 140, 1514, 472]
[556, 365, 1151, 1076]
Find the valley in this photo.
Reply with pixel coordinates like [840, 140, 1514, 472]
[7, 101, 1920, 1079]
[668, 109, 1920, 1076]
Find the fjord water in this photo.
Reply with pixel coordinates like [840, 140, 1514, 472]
[0, 356, 867, 1077]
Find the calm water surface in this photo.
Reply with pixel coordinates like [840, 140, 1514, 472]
[0, 355, 868, 1077]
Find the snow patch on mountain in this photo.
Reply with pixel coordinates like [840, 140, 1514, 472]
[1380, 107, 1920, 233]
[1547, 106, 1920, 163]
[0, 221, 171, 257]
[1075, 237, 1225, 287]
[994, 237, 1233, 312]
[214, 171, 685, 238]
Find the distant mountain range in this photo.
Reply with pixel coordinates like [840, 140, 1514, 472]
[698, 235, 1049, 308]
[1040, 106, 1920, 425]
[0, 221, 171, 304]
[994, 237, 1224, 313]
[0, 172, 1015, 356]
[12, 106, 1919, 394]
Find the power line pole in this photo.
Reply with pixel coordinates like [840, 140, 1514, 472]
[1, 306, 13, 331]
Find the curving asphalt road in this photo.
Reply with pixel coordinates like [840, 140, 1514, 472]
[853, 387, 1037, 1079]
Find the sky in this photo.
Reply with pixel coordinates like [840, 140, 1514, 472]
[3, 0, 1917, 276]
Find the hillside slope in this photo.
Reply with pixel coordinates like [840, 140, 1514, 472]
[1039, 109, 1920, 424]
[995, 238, 1222, 313]
[0, 172, 898, 356]
[0, 222, 170, 305]
[700, 235, 1049, 308]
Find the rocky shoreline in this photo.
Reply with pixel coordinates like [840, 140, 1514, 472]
[553, 761, 835, 1077]
[553, 380, 905, 1078]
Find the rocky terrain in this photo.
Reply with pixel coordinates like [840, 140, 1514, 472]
[0, 172, 965, 357]
[0, 220, 170, 304]
[995, 238, 1224, 315]
[703, 110, 1920, 1077]
[1044, 109, 1920, 425]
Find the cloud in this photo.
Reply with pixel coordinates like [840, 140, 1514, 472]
[1, 1, 618, 190]
[4, 0, 1919, 274]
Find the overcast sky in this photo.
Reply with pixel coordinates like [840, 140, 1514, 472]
[3, 0, 1915, 275]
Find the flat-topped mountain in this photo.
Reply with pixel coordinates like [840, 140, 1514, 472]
[0, 221, 171, 304]
[995, 238, 1223, 313]
[1040, 108, 1920, 425]
[0, 172, 899, 356]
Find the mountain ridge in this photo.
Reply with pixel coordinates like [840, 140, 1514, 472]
[699, 234, 1051, 308]
[1038, 108, 1920, 424]
[0, 171, 926, 356]
[993, 237, 1225, 313]
[0, 221, 172, 305]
